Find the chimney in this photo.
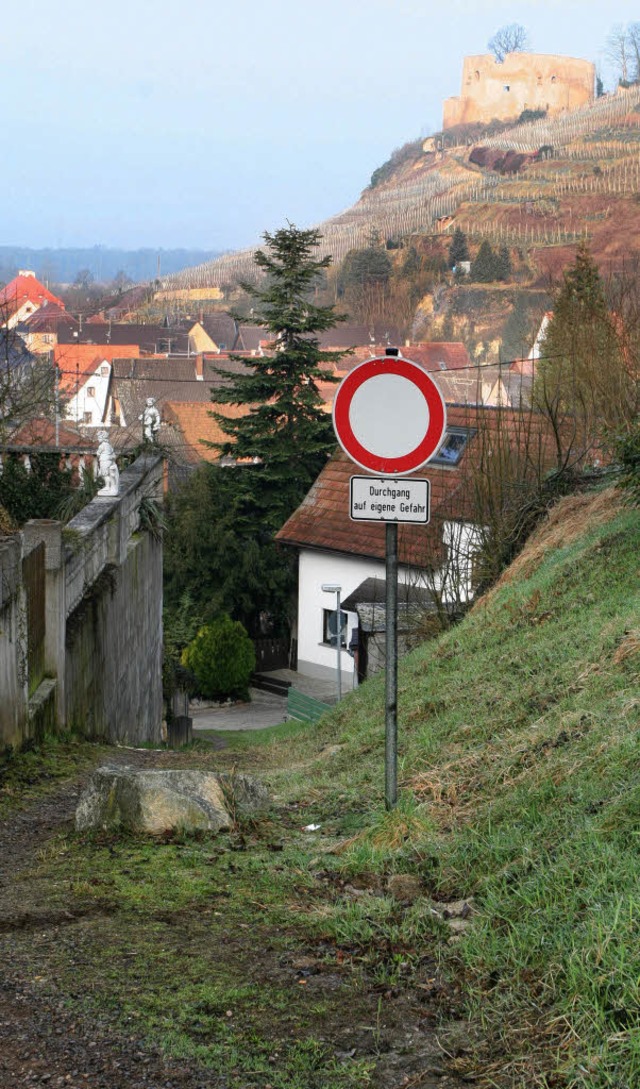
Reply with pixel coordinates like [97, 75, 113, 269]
[195, 353, 204, 380]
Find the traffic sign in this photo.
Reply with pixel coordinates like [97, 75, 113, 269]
[332, 355, 447, 475]
[350, 476, 430, 523]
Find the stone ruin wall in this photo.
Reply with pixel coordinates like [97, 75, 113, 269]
[443, 53, 595, 129]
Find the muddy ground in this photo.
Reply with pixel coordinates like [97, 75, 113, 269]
[0, 749, 471, 1089]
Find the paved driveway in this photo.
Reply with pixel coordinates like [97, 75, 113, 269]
[191, 688, 287, 732]
[190, 669, 344, 733]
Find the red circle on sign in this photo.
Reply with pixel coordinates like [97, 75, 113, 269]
[332, 357, 447, 475]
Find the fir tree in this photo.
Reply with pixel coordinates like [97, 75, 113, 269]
[496, 245, 512, 282]
[210, 224, 346, 531]
[448, 227, 469, 270]
[471, 240, 499, 282]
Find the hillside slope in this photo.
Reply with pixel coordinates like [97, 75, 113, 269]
[170, 84, 640, 292]
[266, 485, 640, 1087]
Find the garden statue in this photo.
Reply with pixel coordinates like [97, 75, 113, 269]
[96, 430, 119, 496]
[140, 397, 161, 443]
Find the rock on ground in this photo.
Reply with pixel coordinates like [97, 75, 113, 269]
[75, 765, 269, 834]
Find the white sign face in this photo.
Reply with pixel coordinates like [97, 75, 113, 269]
[348, 374, 431, 459]
[350, 476, 431, 524]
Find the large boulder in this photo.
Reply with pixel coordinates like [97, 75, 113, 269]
[75, 765, 269, 835]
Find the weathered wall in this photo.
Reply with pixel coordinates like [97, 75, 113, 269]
[0, 454, 163, 749]
[64, 456, 164, 745]
[0, 537, 28, 748]
[444, 53, 594, 129]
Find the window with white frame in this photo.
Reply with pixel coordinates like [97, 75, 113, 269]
[322, 608, 348, 647]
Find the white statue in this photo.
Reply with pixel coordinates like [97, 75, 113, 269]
[140, 397, 161, 443]
[96, 430, 119, 496]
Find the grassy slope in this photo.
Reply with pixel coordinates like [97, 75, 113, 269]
[2, 487, 638, 1088]
[266, 486, 640, 1086]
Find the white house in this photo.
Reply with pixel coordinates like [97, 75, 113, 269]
[61, 357, 112, 427]
[276, 404, 499, 687]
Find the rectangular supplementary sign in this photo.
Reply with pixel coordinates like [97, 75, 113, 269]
[349, 476, 430, 524]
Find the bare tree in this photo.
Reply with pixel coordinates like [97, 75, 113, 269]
[488, 24, 530, 64]
[627, 22, 640, 83]
[0, 301, 61, 445]
[606, 24, 631, 85]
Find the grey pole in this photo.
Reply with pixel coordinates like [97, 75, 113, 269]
[335, 587, 342, 703]
[385, 522, 398, 810]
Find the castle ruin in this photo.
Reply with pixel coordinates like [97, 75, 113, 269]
[443, 53, 595, 130]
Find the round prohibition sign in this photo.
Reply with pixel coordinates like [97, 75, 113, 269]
[332, 356, 447, 475]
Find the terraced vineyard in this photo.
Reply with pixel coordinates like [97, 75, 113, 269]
[168, 82, 640, 289]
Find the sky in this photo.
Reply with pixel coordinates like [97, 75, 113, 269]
[3, 0, 640, 253]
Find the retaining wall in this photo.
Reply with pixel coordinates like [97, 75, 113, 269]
[0, 455, 164, 748]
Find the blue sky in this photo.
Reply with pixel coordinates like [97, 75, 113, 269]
[4, 0, 639, 251]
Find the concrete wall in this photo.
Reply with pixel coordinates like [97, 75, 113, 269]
[0, 537, 28, 748]
[0, 454, 164, 749]
[444, 53, 594, 129]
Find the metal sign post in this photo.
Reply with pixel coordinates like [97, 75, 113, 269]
[331, 350, 447, 809]
[385, 522, 398, 810]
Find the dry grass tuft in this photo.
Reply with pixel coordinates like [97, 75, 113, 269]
[483, 487, 622, 594]
[612, 629, 640, 664]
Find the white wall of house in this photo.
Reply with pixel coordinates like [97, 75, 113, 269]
[297, 550, 373, 685]
[64, 361, 112, 426]
[296, 520, 481, 683]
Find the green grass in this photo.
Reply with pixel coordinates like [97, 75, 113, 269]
[4, 488, 639, 1088]
[0, 733, 102, 818]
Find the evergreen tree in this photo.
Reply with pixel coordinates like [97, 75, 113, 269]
[471, 240, 499, 282]
[210, 224, 346, 531]
[496, 245, 512, 282]
[163, 462, 294, 637]
[448, 228, 469, 269]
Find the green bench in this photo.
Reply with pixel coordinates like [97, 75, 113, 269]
[286, 687, 332, 724]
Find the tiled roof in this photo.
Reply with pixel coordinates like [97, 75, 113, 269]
[20, 303, 77, 333]
[399, 343, 471, 371]
[57, 323, 190, 354]
[7, 418, 95, 449]
[163, 401, 250, 464]
[0, 273, 64, 314]
[54, 343, 140, 395]
[276, 405, 557, 566]
[111, 355, 222, 430]
[199, 314, 241, 350]
[317, 324, 403, 350]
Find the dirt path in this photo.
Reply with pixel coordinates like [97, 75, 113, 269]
[0, 751, 227, 1089]
[0, 750, 470, 1089]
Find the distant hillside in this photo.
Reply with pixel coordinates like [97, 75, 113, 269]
[168, 83, 640, 291]
[0, 246, 222, 287]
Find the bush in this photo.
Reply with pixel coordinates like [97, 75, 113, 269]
[181, 616, 256, 702]
[611, 420, 640, 504]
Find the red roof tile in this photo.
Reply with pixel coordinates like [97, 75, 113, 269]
[163, 401, 250, 463]
[54, 343, 140, 395]
[0, 273, 64, 314]
[276, 405, 558, 566]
